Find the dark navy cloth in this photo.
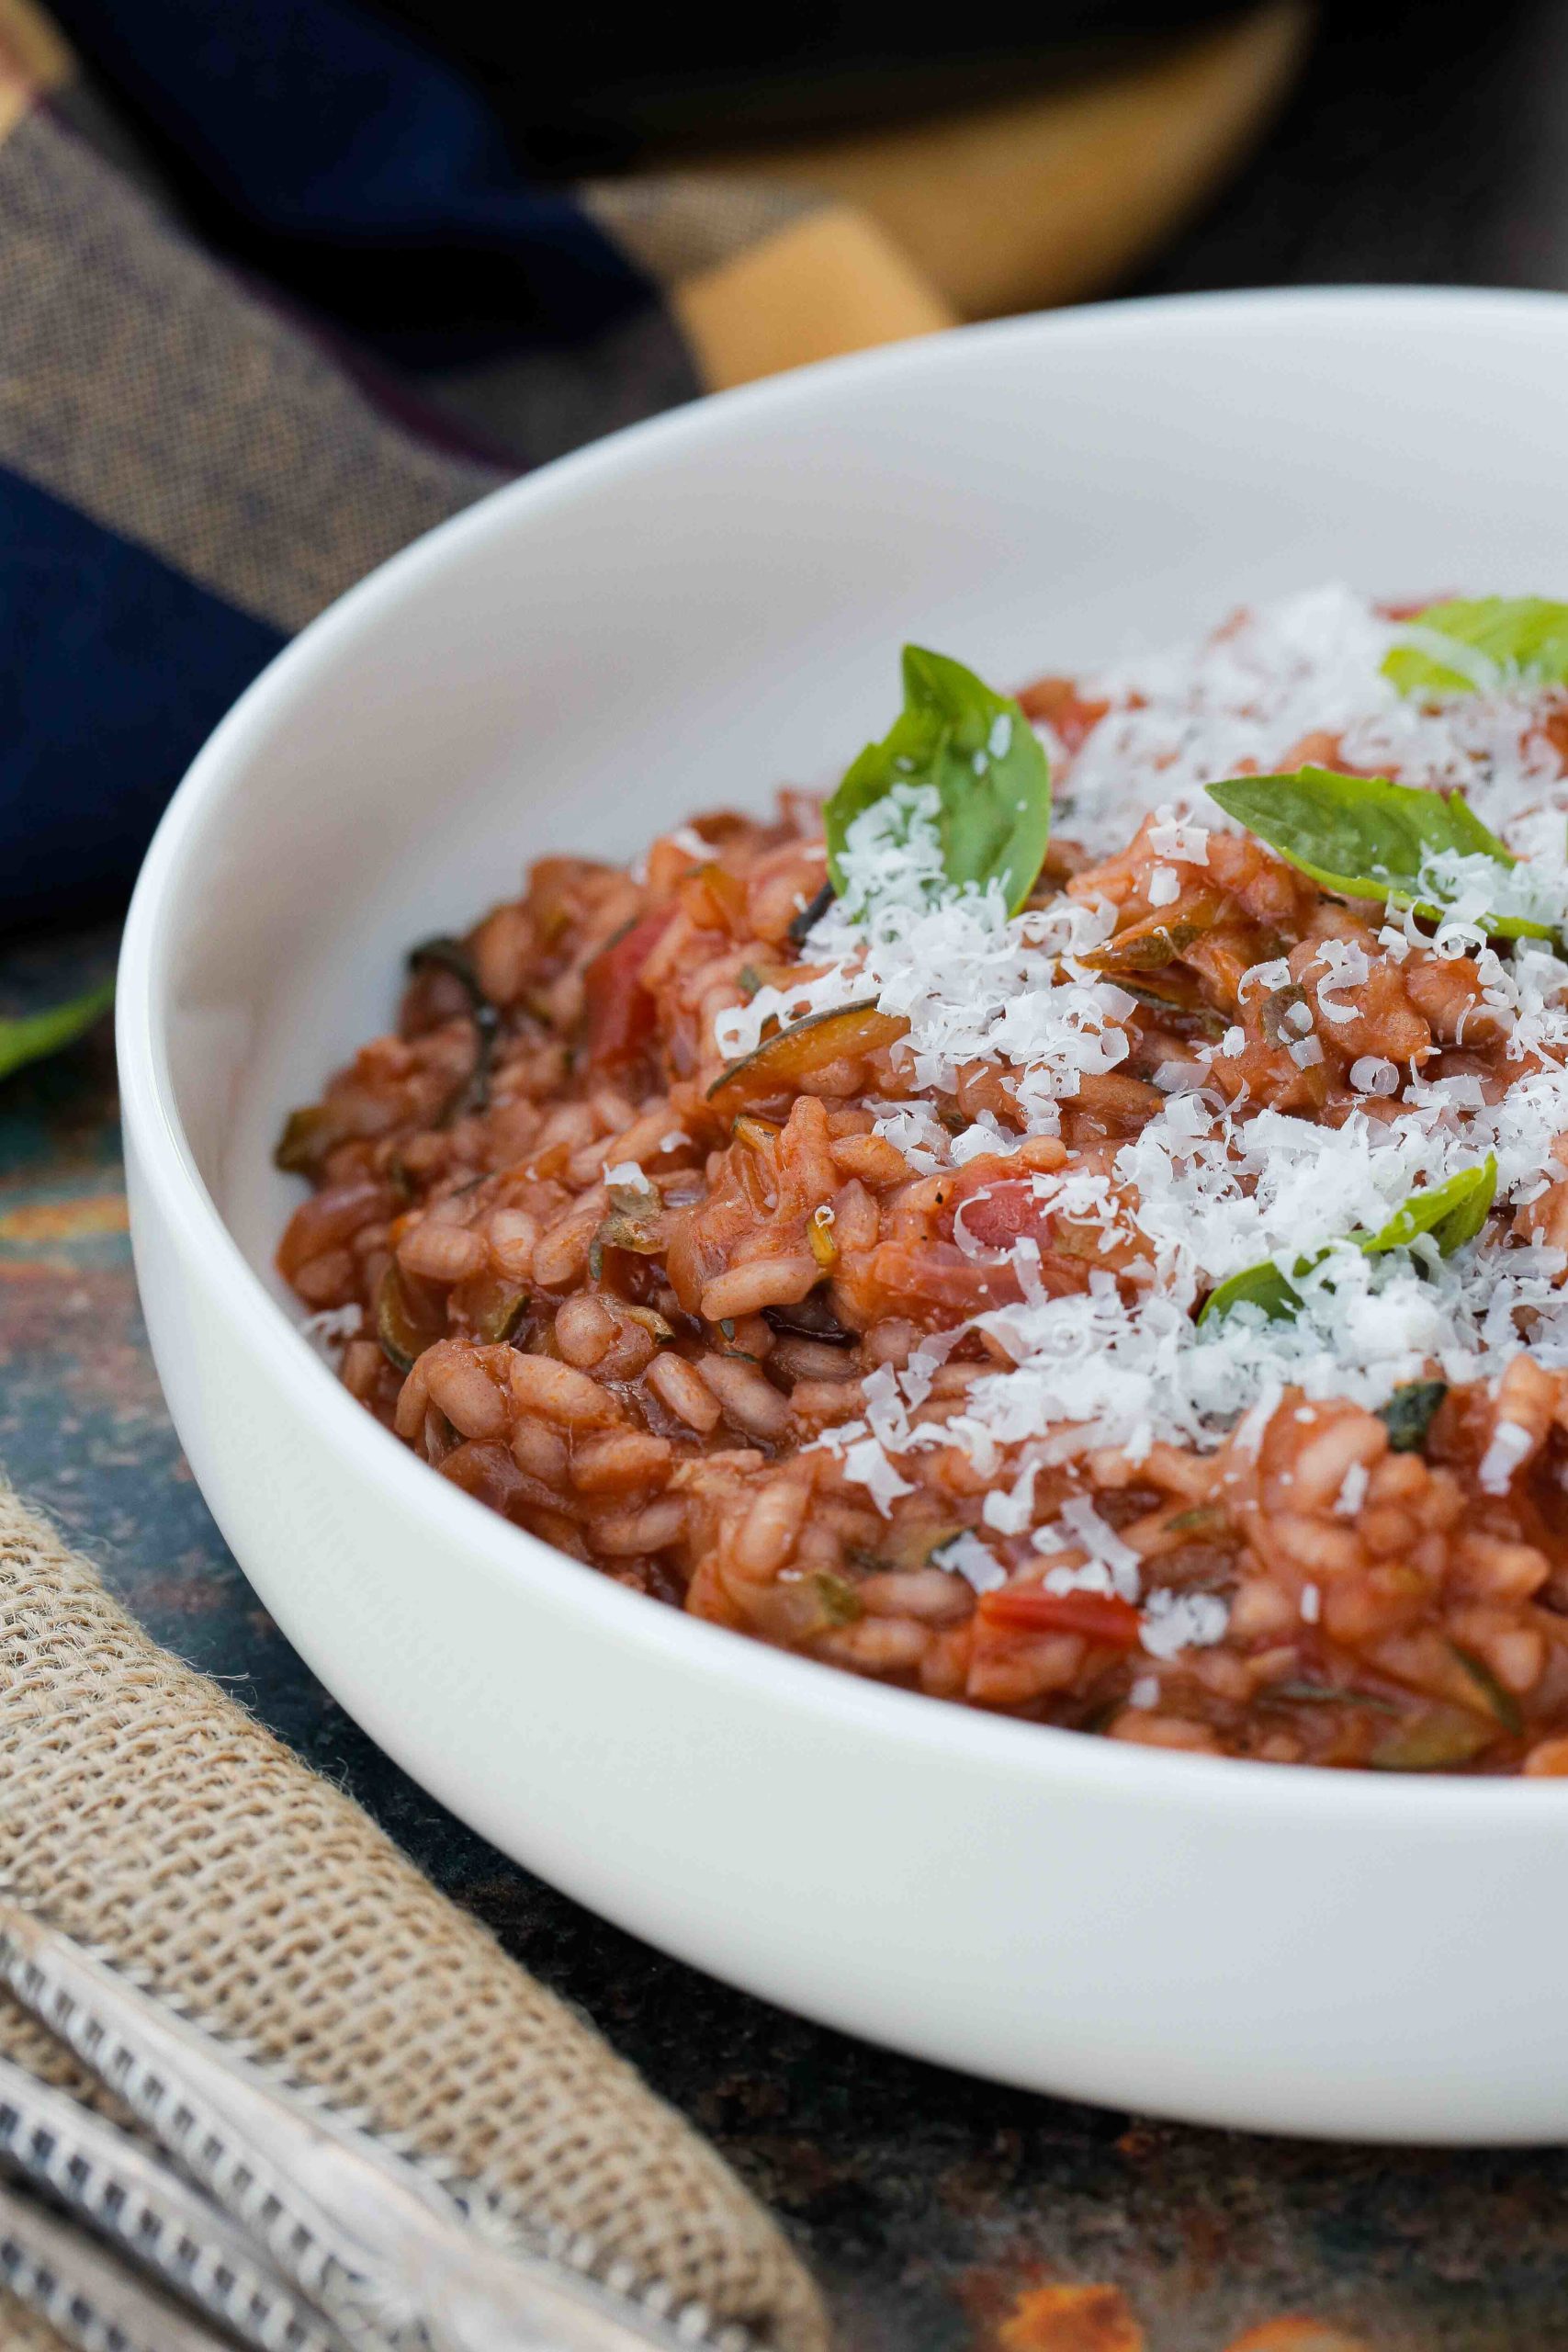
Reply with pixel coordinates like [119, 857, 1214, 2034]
[0, 470, 286, 929]
[42, 0, 654, 366]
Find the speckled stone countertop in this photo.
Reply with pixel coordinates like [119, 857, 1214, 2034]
[11, 7, 1568, 2338]
[7, 929, 1568, 2352]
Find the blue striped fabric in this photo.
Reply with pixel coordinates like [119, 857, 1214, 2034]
[0, 0, 687, 929]
[42, 0, 658, 368]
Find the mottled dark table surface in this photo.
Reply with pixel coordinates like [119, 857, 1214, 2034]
[10, 7, 1568, 2346]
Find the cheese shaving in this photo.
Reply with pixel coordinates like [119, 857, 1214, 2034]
[777, 588, 1568, 1657]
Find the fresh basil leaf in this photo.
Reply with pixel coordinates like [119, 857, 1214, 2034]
[1443, 791, 1519, 862]
[1204, 765, 1551, 942]
[1196, 1259, 1305, 1328]
[825, 646, 1051, 915]
[0, 977, 115, 1084]
[1359, 1156, 1496, 1257]
[1199, 1159, 1495, 1327]
[1383, 597, 1568, 695]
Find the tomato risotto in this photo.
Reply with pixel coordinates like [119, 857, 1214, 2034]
[276, 588, 1568, 1771]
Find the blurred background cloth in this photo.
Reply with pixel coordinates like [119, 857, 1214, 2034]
[0, 0, 1309, 930]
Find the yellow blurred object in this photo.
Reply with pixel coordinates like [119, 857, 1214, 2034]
[670, 2, 1311, 386]
[0, 0, 70, 140]
[675, 203, 956, 385]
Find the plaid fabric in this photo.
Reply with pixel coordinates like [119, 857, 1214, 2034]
[0, 0, 929, 925]
[0, 0, 1304, 927]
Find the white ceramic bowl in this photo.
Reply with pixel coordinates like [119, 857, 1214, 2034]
[120, 288, 1568, 2144]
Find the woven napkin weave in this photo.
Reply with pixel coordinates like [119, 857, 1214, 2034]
[0, 1485, 828, 2352]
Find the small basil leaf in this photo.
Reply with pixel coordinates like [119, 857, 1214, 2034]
[1360, 1156, 1497, 1257]
[1378, 1380, 1448, 1454]
[0, 977, 115, 1084]
[1200, 1162, 1495, 1328]
[825, 646, 1051, 915]
[1196, 1258, 1306, 1327]
[1383, 597, 1568, 696]
[1204, 766, 1551, 942]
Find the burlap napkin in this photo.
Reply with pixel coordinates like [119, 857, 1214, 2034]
[0, 1485, 829, 2351]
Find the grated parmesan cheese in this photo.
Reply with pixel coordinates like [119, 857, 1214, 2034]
[299, 1303, 363, 1363]
[1140, 1589, 1229, 1659]
[783, 587, 1568, 1657]
[1479, 1419, 1536, 1496]
[934, 1532, 1008, 1592]
[1335, 1462, 1371, 1517]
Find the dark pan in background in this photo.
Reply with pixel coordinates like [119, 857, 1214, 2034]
[374, 0, 1266, 169]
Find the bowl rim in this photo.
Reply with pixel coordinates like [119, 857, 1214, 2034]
[119, 280, 1568, 1828]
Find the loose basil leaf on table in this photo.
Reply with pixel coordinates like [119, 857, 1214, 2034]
[0, 976, 115, 1085]
[1199, 1158, 1497, 1328]
[825, 646, 1051, 915]
[1204, 764, 1552, 942]
[1382, 596, 1568, 695]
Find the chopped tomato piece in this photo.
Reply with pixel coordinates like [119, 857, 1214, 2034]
[581, 906, 677, 1069]
[679, 860, 749, 931]
[841, 1238, 1038, 1319]
[979, 1586, 1142, 1647]
[1015, 674, 1111, 753]
[952, 1178, 1054, 1252]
